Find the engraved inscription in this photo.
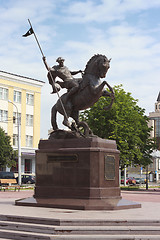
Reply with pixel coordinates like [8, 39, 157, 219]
[47, 154, 78, 163]
[104, 155, 115, 180]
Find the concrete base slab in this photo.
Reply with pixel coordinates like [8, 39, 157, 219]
[15, 197, 141, 210]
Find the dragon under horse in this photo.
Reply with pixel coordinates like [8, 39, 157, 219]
[50, 54, 114, 137]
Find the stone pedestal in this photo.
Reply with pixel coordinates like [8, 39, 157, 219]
[16, 136, 141, 210]
[35, 137, 120, 200]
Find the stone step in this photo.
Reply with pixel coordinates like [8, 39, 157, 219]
[0, 214, 60, 225]
[0, 220, 54, 234]
[0, 229, 51, 240]
[1, 231, 160, 240]
[52, 225, 160, 235]
[1, 236, 160, 240]
[59, 219, 160, 226]
[50, 235, 160, 240]
[1, 215, 160, 240]
[0, 214, 160, 226]
[1, 220, 160, 239]
[0, 239, 13, 240]
[1, 224, 160, 237]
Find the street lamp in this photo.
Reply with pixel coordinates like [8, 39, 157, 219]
[8, 100, 21, 185]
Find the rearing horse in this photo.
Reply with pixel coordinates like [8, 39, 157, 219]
[51, 54, 114, 135]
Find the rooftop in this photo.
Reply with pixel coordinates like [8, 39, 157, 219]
[0, 70, 45, 84]
[157, 92, 160, 102]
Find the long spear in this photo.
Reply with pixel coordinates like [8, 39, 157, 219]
[23, 19, 69, 127]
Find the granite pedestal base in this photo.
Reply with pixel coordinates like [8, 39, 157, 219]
[16, 137, 141, 210]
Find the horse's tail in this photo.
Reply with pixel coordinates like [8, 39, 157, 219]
[51, 104, 58, 130]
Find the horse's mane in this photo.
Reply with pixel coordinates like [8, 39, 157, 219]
[84, 54, 107, 74]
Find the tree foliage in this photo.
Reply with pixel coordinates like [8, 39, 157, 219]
[0, 127, 17, 168]
[80, 85, 155, 168]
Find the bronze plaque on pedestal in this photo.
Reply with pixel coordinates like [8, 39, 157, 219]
[47, 154, 78, 162]
[104, 155, 115, 180]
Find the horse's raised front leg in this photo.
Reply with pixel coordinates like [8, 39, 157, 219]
[102, 90, 112, 97]
[103, 81, 115, 110]
[105, 81, 115, 98]
[90, 81, 106, 95]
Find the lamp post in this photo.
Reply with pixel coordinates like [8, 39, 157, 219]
[8, 100, 21, 185]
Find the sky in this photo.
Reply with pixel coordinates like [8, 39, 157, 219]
[0, 0, 160, 139]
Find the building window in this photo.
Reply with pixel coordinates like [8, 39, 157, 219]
[158, 159, 160, 170]
[154, 118, 160, 137]
[0, 110, 8, 122]
[149, 162, 153, 168]
[26, 135, 33, 147]
[14, 90, 21, 103]
[0, 87, 8, 100]
[26, 93, 34, 105]
[10, 159, 18, 172]
[25, 159, 32, 173]
[13, 112, 21, 124]
[13, 134, 18, 147]
[26, 114, 33, 126]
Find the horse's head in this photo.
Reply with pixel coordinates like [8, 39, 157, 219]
[98, 56, 111, 78]
[84, 54, 111, 78]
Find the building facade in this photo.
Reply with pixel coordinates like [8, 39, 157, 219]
[0, 70, 44, 175]
[148, 92, 160, 182]
[149, 92, 160, 149]
[124, 93, 160, 182]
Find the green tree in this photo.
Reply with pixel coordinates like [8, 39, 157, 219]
[80, 85, 155, 168]
[0, 127, 17, 168]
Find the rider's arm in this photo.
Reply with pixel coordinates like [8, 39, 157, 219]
[43, 56, 51, 71]
[70, 70, 83, 75]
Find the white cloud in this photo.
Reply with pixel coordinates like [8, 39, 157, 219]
[63, 0, 160, 23]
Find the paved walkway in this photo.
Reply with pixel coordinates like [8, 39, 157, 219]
[122, 189, 160, 203]
[0, 189, 159, 221]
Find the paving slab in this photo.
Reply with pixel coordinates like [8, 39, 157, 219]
[0, 190, 159, 222]
[0, 189, 160, 240]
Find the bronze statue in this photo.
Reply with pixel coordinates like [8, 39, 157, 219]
[43, 56, 82, 100]
[22, 21, 114, 137]
[45, 54, 114, 137]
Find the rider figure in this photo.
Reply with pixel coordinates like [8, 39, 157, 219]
[43, 56, 82, 99]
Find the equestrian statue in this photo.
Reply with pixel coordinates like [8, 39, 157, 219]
[43, 54, 115, 137]
[22, 21, 114, 137]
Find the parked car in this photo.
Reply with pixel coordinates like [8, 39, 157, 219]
[128, 177, 136, 185]
[16, 174, 35, 184]
[121, 177, 125, 184]
[0, 171, 15, 179]
[121, 177, 136, 185]
[134, 177, 146, 184]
